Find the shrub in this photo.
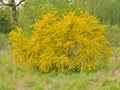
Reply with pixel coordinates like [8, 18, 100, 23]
[10, 11, 112, 73]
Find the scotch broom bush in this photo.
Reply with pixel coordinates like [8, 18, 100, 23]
[10, 11, 112, 73]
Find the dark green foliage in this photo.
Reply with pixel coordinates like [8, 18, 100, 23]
[0, 7, 13, 34]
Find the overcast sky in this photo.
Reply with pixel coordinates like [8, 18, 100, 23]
[15, 0, 20, 4]
[4, 0, 21, 4]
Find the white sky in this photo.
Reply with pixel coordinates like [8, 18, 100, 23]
[3, 0, 22, 4]
[15, 0, 20, 4]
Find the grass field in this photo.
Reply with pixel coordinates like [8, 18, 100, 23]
[0, 46, 120, 90]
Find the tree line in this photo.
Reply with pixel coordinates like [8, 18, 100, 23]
[0, 0, 120, 34]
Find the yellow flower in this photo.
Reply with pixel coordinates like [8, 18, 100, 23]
[9, 10, 112, 73]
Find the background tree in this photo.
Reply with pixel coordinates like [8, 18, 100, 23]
[0, 7, 13, 33]
[0, 0, 25, 26]
[18, 0, 81, 36]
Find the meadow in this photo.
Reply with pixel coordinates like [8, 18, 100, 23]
[0, 46, 120, 90]
[0, 0, 120, 90]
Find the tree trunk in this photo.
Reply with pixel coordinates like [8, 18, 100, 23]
[11, 0, 18, 25]
[12, 7, 18, 26]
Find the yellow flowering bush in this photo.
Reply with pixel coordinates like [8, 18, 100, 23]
[10, 11, 112, 73]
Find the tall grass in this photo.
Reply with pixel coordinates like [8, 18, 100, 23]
[0, 46, 120, 90]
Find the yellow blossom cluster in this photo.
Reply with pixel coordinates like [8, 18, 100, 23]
[10, 11, 112, 73]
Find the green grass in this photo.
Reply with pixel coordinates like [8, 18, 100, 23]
[0, 47, 120, 90]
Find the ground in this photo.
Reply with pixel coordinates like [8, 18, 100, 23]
[0, 47, 120, 90]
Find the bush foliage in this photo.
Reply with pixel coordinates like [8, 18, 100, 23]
[0, 8, 13, 33]
[10, 11, 112, 73]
